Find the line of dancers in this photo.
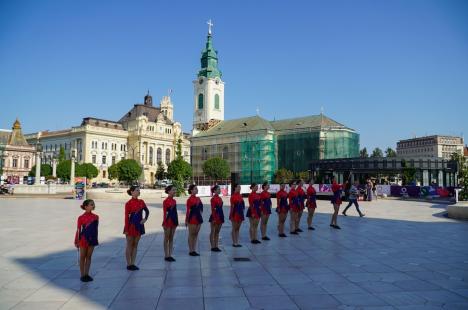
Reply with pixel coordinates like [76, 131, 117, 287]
[74, 177, 348, 282]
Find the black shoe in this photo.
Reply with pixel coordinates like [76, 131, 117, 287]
[360, 214, 365, 217]
[164, 257, 171, 261]
[290, 231, 299, 235]
[308, 226, 315, 230]
[126, 265, 133, 270]
[296, 228, 303, 232]
[131, 265, 139, 270]
[278, 233, 287, 238]
[169, 256, 176, 262]
[232, 244, 242, 248]
[342, 212, 347, 216]
[80, 276, 87, 282]
[189, 251, 197, 256]
[84, 275, 93, 281]
[251, 240, 261, 244]
[261, 236, 270, 241]
[211, 247, 222, 252]
[331, 225, 341, 229]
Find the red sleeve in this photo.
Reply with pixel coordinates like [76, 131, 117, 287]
[248, 193, 253, 206]
[211, 197, 216, 211]
[74, 216, 81, 245]
[124, 201, 130, 232]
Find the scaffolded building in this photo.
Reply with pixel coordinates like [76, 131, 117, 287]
[190, 24, 359, 184]
[191, 114, 359, 184]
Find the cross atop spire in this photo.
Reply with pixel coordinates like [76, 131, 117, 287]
[207, 19, 213, 35]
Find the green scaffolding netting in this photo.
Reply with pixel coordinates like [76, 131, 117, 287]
[277, 131, 321, 173]
[323, 130, 360, 160]
[240, 135, 276, 184]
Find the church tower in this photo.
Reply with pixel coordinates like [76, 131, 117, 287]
[192, 20, 225, 136]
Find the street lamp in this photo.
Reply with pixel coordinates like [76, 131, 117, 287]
[34, 142, 43, 185]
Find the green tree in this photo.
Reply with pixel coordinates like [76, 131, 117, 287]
[295, 171, 309, 181]
[274, 168, 294, 184]
[29, 164, 52, 177]
[360, 147, 369, 158]
[156, 161, 166, 180]
[371, 147, 384, 158]
[58, 146, 66, 162]
[76, 163, 99, 180]
[202, 157, 230, 181]
[385, 147, 397, 157]
[56, 160, 71, 180]
[402, 167, 416, 185]
[113, 159, 141, 183]
[108, 163, 119, 180]
[167, 138, 192, 196]
[450, 152, 468, 200]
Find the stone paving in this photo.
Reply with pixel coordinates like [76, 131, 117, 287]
[0, 196, 468, 310]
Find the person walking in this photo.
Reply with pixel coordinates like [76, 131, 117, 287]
[342, 180, 365, 217]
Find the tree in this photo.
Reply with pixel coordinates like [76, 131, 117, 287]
[56, 160, 71, 180]
[167, 138, 192, 196]
[29, 164, 52, 177]
[76, 163, 99, 180]
[112, 159, 141, 183]
[371, 147, 383, 158]
[385, 147, 397, 158]
[108, 163, 119, 180]
[156, 161, 166, 180]
[402, 167, 416, 185]
[295, 171, 309, 181]
[360, 147, 369, 158]
[450, 152, 468, 200]
[274, 168, 294, 184]
[58, 146, 66, 162]
[202, 157, 230, 181]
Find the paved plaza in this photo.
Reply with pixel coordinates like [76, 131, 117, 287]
[0, 197, 468, 310]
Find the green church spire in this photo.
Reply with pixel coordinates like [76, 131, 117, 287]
[198, 20, 222, 79]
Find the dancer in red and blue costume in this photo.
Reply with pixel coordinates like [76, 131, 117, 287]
[330, 176, 343, 229]
[163, 185, 178, 262]
[75, 199, 99, 282]
[209, 185, 224, 252]
[306, 179, 317, 230]
[296, 179, 306, 233]
[186, 184, 203, 256]
[276, 183, 289, 237]
[247, 183, 262, 244]
[260, 182, 272, 241]
[230, 184, 245, 247]
[288, 181, 300, 235]
[124, 185, 149, 270]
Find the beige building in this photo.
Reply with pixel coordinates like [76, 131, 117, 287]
[25, 93, 190, 185]
[0, 119, 36, 183]
[397, 135, 464, 160]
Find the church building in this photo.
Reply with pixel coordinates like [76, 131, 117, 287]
[190, 23, 360, 184]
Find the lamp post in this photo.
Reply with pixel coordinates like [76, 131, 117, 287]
[34, 142, 42, 185]
[52, 151, 58, 178]
[70, 150, 76, 183]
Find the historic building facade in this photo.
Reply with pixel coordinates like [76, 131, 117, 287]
[397, 135, 464, 160]
[25, 94, 190, 185]
[0, 119, 36, 183]
[190, 26, 359, 184]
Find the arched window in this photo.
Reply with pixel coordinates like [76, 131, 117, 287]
[201, 147, 208, 160]
[157, 148, 162, 163]
[214, 94, 220, 110]
[149, 147, 154, 165]
[222, 146, 228, 159]
[198, 93, 204, 110]
[165, 149, 171, 165]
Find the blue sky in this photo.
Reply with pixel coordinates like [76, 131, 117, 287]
[1, 0, 467, 152]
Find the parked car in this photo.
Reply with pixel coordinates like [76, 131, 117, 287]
[156, 179, 172, 187]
